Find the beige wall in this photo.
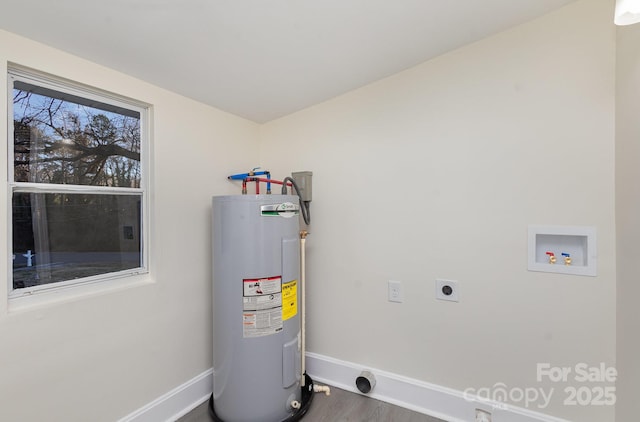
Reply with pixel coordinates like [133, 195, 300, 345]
[0, 30, 259, 421]
[0, 0, 626, 421]
[260, 0, 616, 420]
[615, 21, 640, 422]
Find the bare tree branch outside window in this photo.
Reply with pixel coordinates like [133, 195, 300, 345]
[13, 89, 141, 188]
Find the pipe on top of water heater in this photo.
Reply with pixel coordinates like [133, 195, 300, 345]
[228, 169, 311, 226]
[228, 168, 271, 193]
[245, 177, 293, 195]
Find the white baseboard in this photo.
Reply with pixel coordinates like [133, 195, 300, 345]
[117, 369, 212, 422]
[305, 352, 570, 422]
[118, 354, 571, 422]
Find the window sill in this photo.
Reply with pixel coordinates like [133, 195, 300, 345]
[8, 271, 153, 313]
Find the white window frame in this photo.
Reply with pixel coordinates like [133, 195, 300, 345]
[7, 64, 150, 300]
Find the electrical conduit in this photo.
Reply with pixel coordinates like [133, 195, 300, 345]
[300, 230, 308, 387]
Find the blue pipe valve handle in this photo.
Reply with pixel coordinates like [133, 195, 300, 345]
[228, 169, 272, 193]
[228, 170, 269, 180]
[561, 253, 571, 265]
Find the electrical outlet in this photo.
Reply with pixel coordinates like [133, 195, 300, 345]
[388, 280, 403, 303]
[435, 279, 459, 302]
[475, 409, 492, 422]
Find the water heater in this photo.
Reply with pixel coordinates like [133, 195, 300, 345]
[210, 194, 312, 422]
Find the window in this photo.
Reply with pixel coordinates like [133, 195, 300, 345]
[8, 66, 149, 297]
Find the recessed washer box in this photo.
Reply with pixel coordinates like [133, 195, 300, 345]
[528, 225, 597, 277]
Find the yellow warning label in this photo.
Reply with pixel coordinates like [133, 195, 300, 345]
[282, 280, 297, 321]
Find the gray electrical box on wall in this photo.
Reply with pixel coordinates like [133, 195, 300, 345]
[292, 171, 312, 202]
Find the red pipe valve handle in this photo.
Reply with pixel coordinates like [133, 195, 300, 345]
[545, 252, 557, 264]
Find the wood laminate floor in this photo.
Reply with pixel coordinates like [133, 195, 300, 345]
[177, 386, 446, 422]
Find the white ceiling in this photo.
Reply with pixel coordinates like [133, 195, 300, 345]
[0, 0, 578, 123]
